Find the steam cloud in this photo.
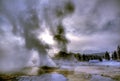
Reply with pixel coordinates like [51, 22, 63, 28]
[1, 0, 119, 73]
[0, 0, 74, 73]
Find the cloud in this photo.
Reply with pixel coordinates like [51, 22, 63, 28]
[0, 0, 120, 62]
[67, 32, 119, 53]
[0, 0, 76, 72]
[63, 0, 120, 53]
[64, 0, 120, 34]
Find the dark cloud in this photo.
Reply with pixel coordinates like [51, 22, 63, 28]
[65, 0, 120, 35]
[64, 0, 120, 53]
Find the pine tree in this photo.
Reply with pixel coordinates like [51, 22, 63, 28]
[117, 45, 120, 60]
[112, 51, 117, 60]
[82, 54, 86, 61]
[105, 51, 110, 60]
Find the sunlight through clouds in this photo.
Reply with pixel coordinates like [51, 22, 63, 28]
[39, 29, 55, 45]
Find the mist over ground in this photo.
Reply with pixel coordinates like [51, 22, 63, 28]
[0, 0, 74, 72]
[0, 0, 120, 74]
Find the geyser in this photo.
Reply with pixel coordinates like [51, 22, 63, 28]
[0, 0, 74, 73]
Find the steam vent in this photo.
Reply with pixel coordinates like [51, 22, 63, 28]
[0, 0, 120, 81]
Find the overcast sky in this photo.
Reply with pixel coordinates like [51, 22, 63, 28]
[62, 0, 120, 53]
[0, 0, 120, 54]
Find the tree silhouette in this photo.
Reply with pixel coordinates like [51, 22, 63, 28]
[105, 51, 110, 60]
[82, 54, 86, 61]
[112, 51, 117, 60]
[74, 53, 82, 61]
[117, 45, 120, 60]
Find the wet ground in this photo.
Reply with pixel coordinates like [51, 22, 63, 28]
[0, 62, 120, 81]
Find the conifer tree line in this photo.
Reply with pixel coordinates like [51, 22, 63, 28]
[75, 45, 120, 61]
[74, 53, 103, 62]
[54, 45, 120, 62]
[112, 45, 120, 61]
[74, 45, 120, 61]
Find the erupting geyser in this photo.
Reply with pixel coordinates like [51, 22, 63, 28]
[0, 0, 74, 74]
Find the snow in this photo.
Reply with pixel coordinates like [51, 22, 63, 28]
[90, 75, 114, 81]
[89, 60, 100, 63]
[95, 61, 120, 67]
[17, 73, 68, 81]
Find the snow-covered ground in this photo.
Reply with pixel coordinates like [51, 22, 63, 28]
[16, 73, 68, 81]
[93, 61, 120, 67]
[0, 61, 120, 81]
[54, 59, 120, 67]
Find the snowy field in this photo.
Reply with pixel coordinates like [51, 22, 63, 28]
[53, 60, 120, 81]
[94, 61, 120, 67]
[0, 61, 120, 81]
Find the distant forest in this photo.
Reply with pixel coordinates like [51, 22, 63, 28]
[54, 45, 120, 62]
